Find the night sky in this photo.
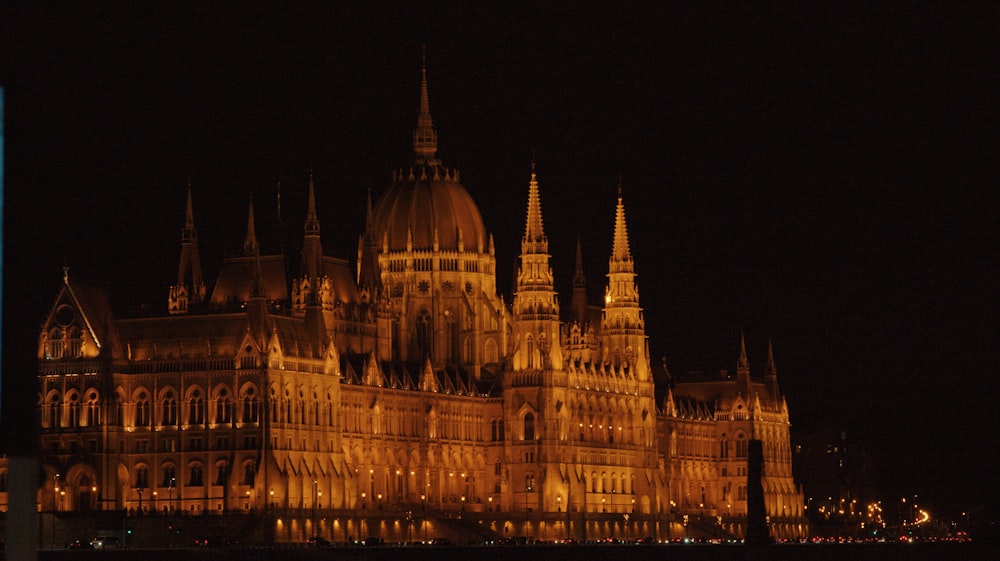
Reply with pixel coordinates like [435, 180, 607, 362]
[3, 5, 997, 516]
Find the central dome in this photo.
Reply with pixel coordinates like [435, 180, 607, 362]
[371, 61, 487, 254]
[373, 167, 487, 253]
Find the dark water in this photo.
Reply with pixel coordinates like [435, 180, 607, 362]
[32, 543, 1000, 561]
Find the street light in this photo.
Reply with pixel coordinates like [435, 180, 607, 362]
[169, 478, 175, 513]
[420, 494, 426, 541]
[53, 473, 60, 512]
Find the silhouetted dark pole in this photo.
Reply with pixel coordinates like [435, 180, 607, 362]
[745, 439, 771, 545]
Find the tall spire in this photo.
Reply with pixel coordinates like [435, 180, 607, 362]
[357, 187, 382, 291]
[571, 237, 589, 326]
[170, 181, 205, 313]
[522, 161, 547, 252]
[412, 47, 439, 165]
[182, 181, 196, 243]
[610, 182, 633, 272]
[738, 333, 750, 371]
[765, 339, 777, 376]
[300, 173, 324, 282]
[243, 195, 259, 256]
[304, 171, 320, 236]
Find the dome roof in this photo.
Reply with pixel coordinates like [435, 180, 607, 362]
[373, 166, 487, 253]
[371, 60, 488, 254]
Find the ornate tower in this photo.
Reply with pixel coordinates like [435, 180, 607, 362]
[600, 187, 650, 382]
[511, 164, 563, 372]
[369, 59, 507, 377]
[292, 174, 334, 314]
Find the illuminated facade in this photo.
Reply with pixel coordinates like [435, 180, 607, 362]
[11, 65, 807, 542]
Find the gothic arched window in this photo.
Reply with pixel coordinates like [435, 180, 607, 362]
[189, 389, 204, 425]
[135, 391, 150, 427]
[162, 390, 178, 426]
[523, 412, 535, 441]
[416, 308, 432, 358]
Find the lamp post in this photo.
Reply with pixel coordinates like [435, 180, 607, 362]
[360, 492, 366, 540]
[624, 513, 630, 543]
[169, 478, 175, 514]
[312, 480, 318, 532]
[53, 473, 60, 512]
[92, 485, 98, 512]
[137, 488, 144, 516]
[420, 494, 426, 541]
[52, 473, 60, 548]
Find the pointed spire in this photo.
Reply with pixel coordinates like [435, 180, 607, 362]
[243, 195, 259, 256]
[571, 237, 589, 326]
[522, 161, 547, 247]
[573, 237, 585, 288]
[182, 180, 196, 242]
[171, 182, 205, 313]
[304, 171, 320, 237]
[357, 187, 382, 291]
[738, 333, 750, 371]
[765, 339, 777, 376]
[611, 182, 633, 265]
[412, 47, 440, 165]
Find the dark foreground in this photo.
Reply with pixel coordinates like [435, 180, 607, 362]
[30, 543, 1000, 561]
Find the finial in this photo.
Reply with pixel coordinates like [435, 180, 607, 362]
[63, 266, 70, 284]
[738, 333, 749, 370]
[413, 49, 439, 165]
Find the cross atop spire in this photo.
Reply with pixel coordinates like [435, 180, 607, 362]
[412, 48, 440, 165]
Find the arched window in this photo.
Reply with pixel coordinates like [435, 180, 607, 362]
[161, 465, 176, 488]
[216, 388, 232, 425]
[135, 466, 149, 490]
[47, 393, 61, 428]
[135, 391, 150, 427]
[416, 308, 432, 358]
[484, 338, 498, 364]
[525, 474, 535, 492]
[243, 462, 256, 485]
[66, 392, 80, 428]
[189, 390, 204, 425]
[85, 391, 100, 427]
[189, 464, 203, 487]
[523, 412, 535, 441]
[242, 387, 259, 423]
[736, 434, 748, 457]
[525, 334, 535, 368]
[67, 327, 83, 358]
[163, 391, 178, 426]
[48, 328, 64, 359]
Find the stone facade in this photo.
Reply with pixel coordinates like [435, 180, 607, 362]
[2, 64, 807, 543]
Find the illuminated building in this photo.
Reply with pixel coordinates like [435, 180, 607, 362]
[9, 63, 807, 542]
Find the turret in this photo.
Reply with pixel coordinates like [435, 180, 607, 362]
[600, 185, 649, 381]
[512, 164, 562, 371]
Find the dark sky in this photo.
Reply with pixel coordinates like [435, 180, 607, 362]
[3, 5, 997, 515]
